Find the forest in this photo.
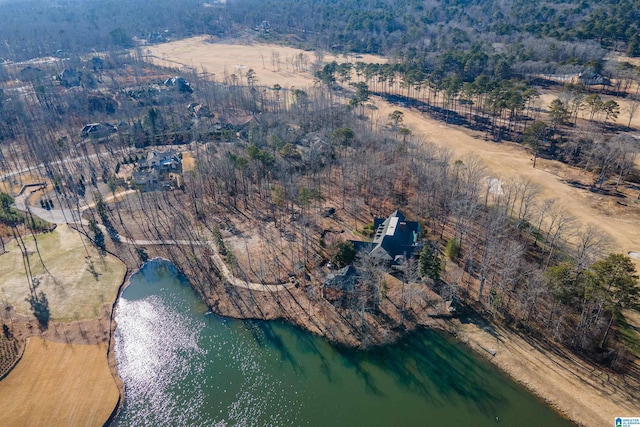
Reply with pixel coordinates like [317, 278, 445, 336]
[0, 0, 639, 385]
[0, 0, 639, 61]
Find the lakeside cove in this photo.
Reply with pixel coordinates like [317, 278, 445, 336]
[112, 259, 575, 426]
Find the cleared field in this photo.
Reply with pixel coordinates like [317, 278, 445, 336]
[0, 337, 118, 427]
[0, 225, 126, 321]
[147, 35, 386, 89]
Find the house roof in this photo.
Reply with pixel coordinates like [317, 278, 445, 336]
[323, 265, 359, 290]
[142, 149, 178, 165]
[81, 122, 116, 135]
[356, 210, 420, 263]
[164, 76, 193, 93]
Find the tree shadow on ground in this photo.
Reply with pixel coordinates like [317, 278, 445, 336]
[27, 290, 50, 330]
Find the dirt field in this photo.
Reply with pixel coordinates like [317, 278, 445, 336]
[147, 37, 640, 427]
[0, 225, 126, 321]
[0, 337, 118, 427]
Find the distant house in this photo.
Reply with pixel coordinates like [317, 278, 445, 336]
[187, 103, 214, 119]
[91, 57, 104, 71]
[58, 68, 82, 88]
[130, 148, 183, 190]
[322, 265, 360, 307]
[574, 71, 611, 87]
[351, 210, 420, 267]
[164, 76, 193, 93]
[138, 149, 181, 172]
[116, 121, 131, 132]
[81, 122, 117, 138]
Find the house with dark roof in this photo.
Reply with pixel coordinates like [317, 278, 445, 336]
[58, 68, 82, 88]
[81, 122, 117, 138]
[351, 210, 420, 267]
[323, 264, 358, 291]
[321, 210, 420, 308]
[164, 76, 193, 93]
[322, 265, 379, 308]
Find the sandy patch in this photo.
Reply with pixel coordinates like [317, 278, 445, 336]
[0, 337, 118, 427]
[455, 317, 639, 427]
[0, 225, 126, 321]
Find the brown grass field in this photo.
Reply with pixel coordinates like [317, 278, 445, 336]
[0, 337, 118, 427]
[147, 37, 640, 427]
[0, 225, 126, 321]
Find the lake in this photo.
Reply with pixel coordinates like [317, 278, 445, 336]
[112, 259, 574, 426]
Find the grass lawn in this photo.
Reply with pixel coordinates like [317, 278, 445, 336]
[0, 337, 118, 427]
[0, 225, 126, 321]
[619, 310, 640, 358]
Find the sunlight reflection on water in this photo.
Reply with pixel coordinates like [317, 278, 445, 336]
[114, 296, 206, 425]
[113, 291, 299, 426]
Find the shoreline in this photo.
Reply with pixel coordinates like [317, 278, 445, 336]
[2, 250, 633, 427]
[102, 257, 638, 427]
[453, 315, 639, 427]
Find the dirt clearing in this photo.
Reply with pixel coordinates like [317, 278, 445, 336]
[0, 337, 118, 427]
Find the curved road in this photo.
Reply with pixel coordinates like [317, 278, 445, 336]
[12, 189, 293, 292]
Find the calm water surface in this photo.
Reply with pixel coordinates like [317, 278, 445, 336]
[112, 259, 574, 427]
